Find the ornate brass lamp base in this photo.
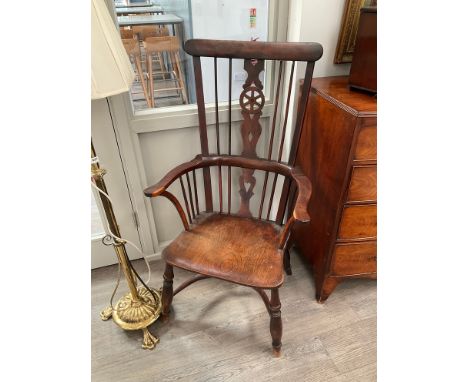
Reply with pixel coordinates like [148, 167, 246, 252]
[101, 287, 162, 350]
[113, 287, 161, 330]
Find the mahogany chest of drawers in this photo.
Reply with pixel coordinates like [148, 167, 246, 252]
[294, 76, 377, 302]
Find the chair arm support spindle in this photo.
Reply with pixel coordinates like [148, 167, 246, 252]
[161, 191, 190, 231]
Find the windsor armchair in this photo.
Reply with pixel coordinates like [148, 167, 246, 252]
[144, 39, 323, 356]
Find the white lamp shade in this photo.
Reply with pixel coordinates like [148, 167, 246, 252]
[91, 0, 135, 100]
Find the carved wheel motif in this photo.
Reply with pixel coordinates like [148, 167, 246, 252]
[240, 86, 265, 114]
[237, 58, 266, 217]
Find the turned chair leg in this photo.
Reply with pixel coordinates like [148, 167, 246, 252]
[162, 263, 174, 319]
[269, 288, 282, 357]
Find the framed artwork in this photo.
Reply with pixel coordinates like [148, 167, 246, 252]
[334, 0, 377, 64]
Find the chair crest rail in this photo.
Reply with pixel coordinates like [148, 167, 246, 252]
[184, 39, 323, 62]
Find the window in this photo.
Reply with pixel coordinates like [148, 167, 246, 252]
[115, 0, 270, 111]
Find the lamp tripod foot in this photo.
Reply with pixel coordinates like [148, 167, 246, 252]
[100, 306, 113, 321]
[142, 327, 159, 350]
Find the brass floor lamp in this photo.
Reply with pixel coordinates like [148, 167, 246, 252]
[91, 0, 161, 349]
[91, 142, 161, 349]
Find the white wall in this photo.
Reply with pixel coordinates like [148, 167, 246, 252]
[288, 0, 351, 79]
[191, 0, 269, 104]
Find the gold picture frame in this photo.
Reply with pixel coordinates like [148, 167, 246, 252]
[334, 0, 377, 64]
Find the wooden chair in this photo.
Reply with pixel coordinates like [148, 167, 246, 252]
[144, 39, 323, 356]
[133, 26, 171, 82]
[122, 38, 152, 108]
[119, 27, 134, 39]
[143, 36, 188, 107]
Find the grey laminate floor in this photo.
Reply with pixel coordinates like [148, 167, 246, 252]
[91, 251, 376, 382]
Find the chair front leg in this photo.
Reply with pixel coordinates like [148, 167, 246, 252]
[162, 263, 174, 319]
[269, 288, 282, 357]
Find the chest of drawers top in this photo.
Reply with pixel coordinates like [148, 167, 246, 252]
[310, 76, 376, 117]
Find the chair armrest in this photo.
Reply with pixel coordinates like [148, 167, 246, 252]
[144, 154, 294, 197]
[277, 168, 311, 249]
[143, 155, 311, 234]
[290, 168, 312, 223]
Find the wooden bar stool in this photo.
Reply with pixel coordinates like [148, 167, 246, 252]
[134, 26, 170, 80]
[133, 25, 169, 40]
[120, 27, 134, 39]
[122, 38, 152, 108]
[144, 36, 188, 107]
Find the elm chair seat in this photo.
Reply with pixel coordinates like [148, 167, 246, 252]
[163, 213, 284, 289]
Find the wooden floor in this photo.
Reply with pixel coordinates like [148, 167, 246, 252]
[91, 251, 376, 381]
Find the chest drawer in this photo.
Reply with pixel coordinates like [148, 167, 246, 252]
[347, 165, 377, 202]
[354, 120, 376, 161]
[332, 241, 377, 275]
[338, 204, 377, 240]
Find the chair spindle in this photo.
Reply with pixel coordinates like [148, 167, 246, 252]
[266, 172, 278, 220]
[265, 62, 295, 221]
[192, 170, 200, 215]
[277, 61, 296, 162]
[185, 173, 196, 219]
[179, 177, 192, 224]
[228, 58, 232, 214]
[192, 55, 213, 212]
[214, 58, 223, 212]
[258, 60, 284, 219]
[214, 57, 220, 154]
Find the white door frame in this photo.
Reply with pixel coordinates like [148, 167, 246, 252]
[91, 97, 148, 268]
